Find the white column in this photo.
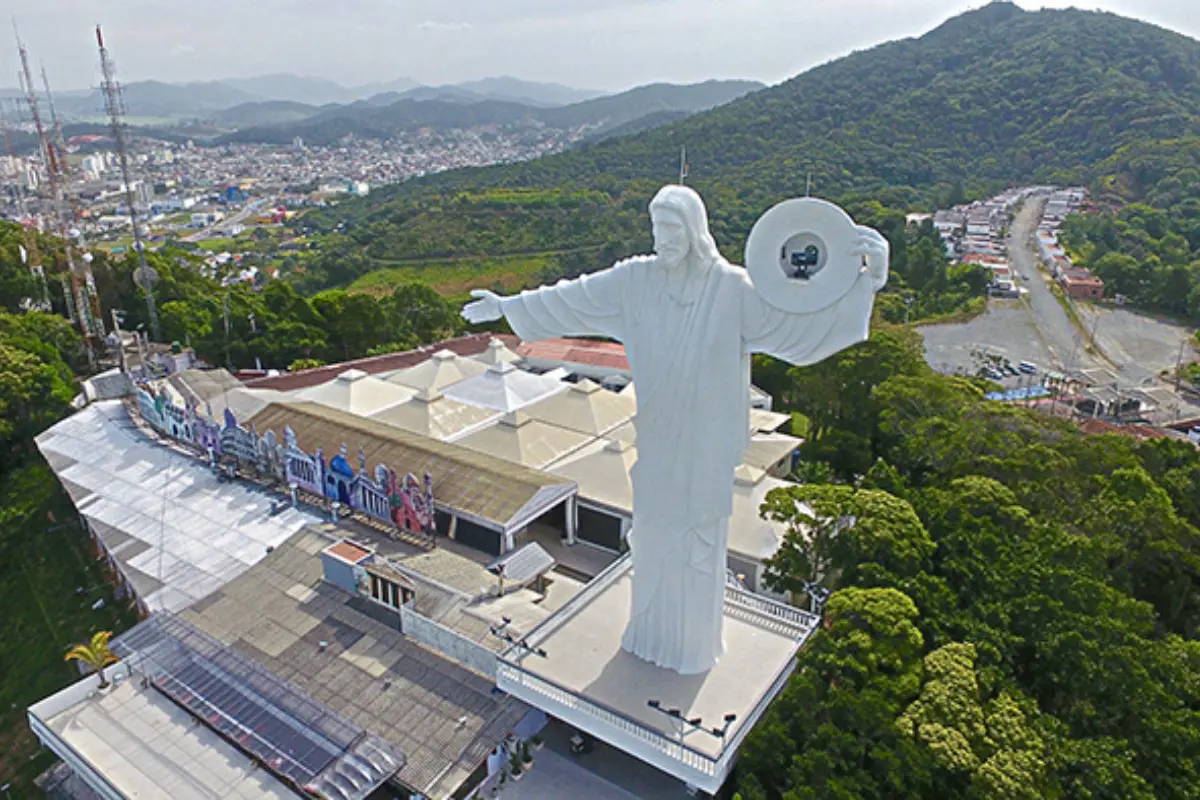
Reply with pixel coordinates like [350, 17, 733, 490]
[565, 496, 578, 545]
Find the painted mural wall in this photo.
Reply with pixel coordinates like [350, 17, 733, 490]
[134, 383, 436, 536]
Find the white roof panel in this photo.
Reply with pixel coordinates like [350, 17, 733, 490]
[35, 401, 322, 615]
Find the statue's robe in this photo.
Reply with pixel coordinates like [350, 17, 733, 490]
[501, 254, 877, 673]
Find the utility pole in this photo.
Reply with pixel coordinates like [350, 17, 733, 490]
[97, 25, 159, 341]
[1174, 338, 1187, 392]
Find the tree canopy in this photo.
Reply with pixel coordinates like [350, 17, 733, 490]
[737, 327, 1200, 799]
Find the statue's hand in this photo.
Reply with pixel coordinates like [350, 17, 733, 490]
[462, 289, 505, 324]
[853, 225, 890, 291]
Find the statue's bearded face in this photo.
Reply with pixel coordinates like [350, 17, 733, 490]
[651, 209, 690, 267]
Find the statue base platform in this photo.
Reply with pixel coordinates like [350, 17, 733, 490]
[496, 555, 819, 795]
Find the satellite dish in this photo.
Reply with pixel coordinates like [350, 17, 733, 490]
[744, 197, 863, 314]
[134, 265, 159, 290]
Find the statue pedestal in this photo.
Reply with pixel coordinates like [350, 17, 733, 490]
[495, 555, 818, 795]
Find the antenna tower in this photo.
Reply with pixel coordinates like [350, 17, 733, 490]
[96, 25, 159, 341]
[41, 63, 104, 339]
[15, 24, 97, 360]
[0, 95, 50, 309]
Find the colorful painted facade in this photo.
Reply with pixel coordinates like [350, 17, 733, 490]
[134, 382, 437, 537]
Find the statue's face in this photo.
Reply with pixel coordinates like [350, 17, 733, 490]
[651, 209, 690, 267]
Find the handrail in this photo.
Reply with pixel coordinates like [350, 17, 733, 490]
[497, 659, 720, 771]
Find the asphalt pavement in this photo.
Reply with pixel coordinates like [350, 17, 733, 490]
[1006, 199, 1101, 374]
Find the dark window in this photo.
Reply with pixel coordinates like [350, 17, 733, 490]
[577, 507, 625, 552]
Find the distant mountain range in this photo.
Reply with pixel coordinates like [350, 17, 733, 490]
[213, 80, 766, 145]
[28, 74, 612, 122]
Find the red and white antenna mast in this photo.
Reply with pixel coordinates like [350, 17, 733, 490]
[97, 24, 159, 341]
[15, 23, 96, 354]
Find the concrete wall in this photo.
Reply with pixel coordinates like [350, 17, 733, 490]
[320, 552, 359, 594]
[401, 604, 498, 680]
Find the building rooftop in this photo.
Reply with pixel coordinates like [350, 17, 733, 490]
[742, 432, 802, 473]
[180, 529, 530, 799]
[368, 388, 500, 441]
[32, 673, 299, 800]
[35, 401, 321, 614]
[247, 401, 576, 532]
[520, 379, 637, 437]
[455, 412, 595, 469]
[443, 361, 568, 413]
[294, 369, 416, 416]
[515, 338, 631, 373]
[383, 349, 489, 393]
[245, 334, 521, 392]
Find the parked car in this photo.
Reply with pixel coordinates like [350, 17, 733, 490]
[1018, 361, 1038, 374]
[985, 367, 1005, 381]
[1004, 363, 1020, 376]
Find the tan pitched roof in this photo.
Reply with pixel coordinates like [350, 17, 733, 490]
[455, 411, 595, 469]
[247, 401, 575, 531]
[294, 369, 415, 416]
[369, 388, 499, 440]
[520, 379, 636, 436]
[384, 349, 488, 392]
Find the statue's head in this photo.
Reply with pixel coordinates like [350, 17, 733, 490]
[649, 185, 720, 268]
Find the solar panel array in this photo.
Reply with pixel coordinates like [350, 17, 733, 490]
[111, 615, 403, 799]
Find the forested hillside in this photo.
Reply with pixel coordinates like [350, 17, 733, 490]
[736, 327, 1200, 800]
[291, 2, 1200, 308]
[1059, 137, 1200, 318]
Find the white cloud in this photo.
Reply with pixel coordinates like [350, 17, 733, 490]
[415, 20, 473, 32]
[170, 43, 196, 55]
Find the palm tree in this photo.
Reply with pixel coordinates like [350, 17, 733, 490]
[65, 631, 119, 688]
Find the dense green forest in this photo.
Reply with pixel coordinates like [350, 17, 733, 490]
[1059, 137, 1200, 318]
[0, 307, 138, 792]
[736, 326, 1200, 799]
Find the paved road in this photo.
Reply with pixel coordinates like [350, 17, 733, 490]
[1006, 199, 1101, 374]
[181, 199, 270, 243]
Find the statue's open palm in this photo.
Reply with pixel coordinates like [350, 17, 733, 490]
[852, 226, 890, 291]
[462, 289, 504, 324]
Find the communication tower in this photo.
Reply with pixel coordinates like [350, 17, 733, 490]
[96, 25, 159, 341]
[15, 24, 97, 358]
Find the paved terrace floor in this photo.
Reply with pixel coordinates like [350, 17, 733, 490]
[511, 566, 801, 760]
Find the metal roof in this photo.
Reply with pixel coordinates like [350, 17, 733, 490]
[111, 614, 403, 799]
[180, 530, 529, 799]
[35, 401, 320, 614]
[247, 401, 576, 532]
[487, 542, 556, 586]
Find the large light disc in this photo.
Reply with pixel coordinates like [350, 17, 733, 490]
[744, 197, 861, 314]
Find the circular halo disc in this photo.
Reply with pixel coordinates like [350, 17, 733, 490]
[744, 197, 861, 314]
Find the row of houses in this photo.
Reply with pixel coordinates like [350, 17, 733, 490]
[1035, 188, 1105, 300]
[929, 187, 1042, 294]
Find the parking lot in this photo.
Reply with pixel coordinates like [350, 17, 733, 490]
[920, 298, 1055, 377]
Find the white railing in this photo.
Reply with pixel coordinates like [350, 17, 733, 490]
[496, 661, 718, 777]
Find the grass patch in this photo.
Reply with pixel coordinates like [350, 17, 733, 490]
[0, 461, 138, 793]
[911, 295, 988, 327]
[349, 252, 568, 297]
[194, 236, 240, 251]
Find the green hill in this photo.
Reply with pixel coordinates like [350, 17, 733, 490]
[295, 1, 1199, 290]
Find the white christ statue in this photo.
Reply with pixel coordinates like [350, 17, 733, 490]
[463, 185, 889, 674]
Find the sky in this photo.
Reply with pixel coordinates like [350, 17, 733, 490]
[3, 0, 1197, 93]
